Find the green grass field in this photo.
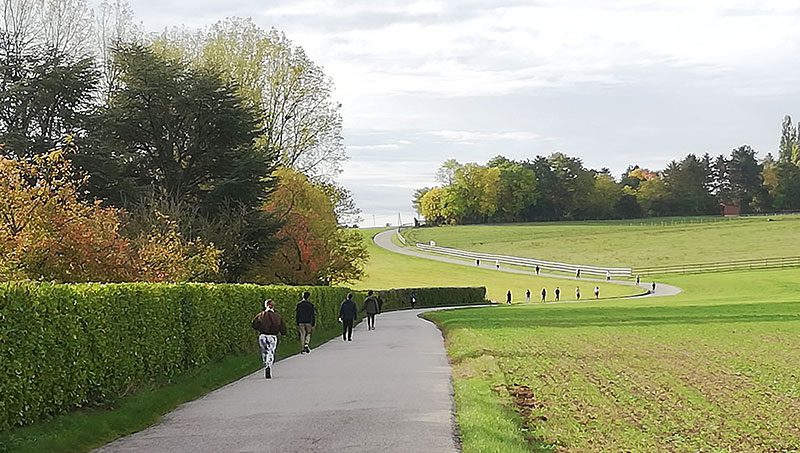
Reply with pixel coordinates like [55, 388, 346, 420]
[425, 269, 800, 452]
[351, 229, 642, 302]
[404, 215, 800, 268]
[355, 222, 800, 451]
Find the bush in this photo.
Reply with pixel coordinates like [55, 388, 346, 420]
[0, 282, 485, 430]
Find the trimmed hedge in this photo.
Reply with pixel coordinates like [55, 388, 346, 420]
[0, 282, 485, 430]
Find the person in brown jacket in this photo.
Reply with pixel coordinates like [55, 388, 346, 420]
[251, 299, 287, 379]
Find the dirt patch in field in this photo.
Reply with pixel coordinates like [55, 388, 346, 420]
[506, 384, 547, 426]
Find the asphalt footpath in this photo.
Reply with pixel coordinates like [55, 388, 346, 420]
[95, 309, 461, 453]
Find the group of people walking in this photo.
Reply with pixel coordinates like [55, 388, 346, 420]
[512, 285, 601, 304]
[251, 290, 383, 379]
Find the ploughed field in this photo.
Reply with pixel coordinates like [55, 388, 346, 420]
[404, 215, 800, 268]
[425, 269, 800, 452]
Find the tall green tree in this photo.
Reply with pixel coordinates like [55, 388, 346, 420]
[199, 18, 346, 178]
[77, 44, 280, 280]
[727, 145, 763, 212]
[774, 161, 800, 210]
[662, 154, 716, 215]
[779, 115, 800, 165]
[488, 156, 537, 222]
[0, 45, 98, 158]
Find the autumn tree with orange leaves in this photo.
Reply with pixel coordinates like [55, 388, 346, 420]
[253, 167, 367, 285]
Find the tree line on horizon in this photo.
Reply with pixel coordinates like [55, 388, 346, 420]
[414, 118, 800, 225]
[0, 0, 367, 284]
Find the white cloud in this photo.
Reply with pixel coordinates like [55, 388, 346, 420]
[431, 130, 542, 144]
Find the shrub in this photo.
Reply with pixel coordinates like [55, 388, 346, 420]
[0, 282, 485, 430]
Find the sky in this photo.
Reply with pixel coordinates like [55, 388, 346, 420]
[124, 0, 800, 226]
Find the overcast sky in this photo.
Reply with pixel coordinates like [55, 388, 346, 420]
[125, 0, 800, 226]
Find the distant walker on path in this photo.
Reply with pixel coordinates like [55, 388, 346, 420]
[363, 290, 381, 330]
[541, 287, 547, 302]
[526, 289, 531, 303]
[576, 287, 581, 300]
[506, 290, 512, 305]
[535, 265, 540, 275]
[555, 287, 560, 301]
[652, 282, 657, 292]
[339, 293, 358, 341]
[296, 291, 316, 354]
[594, 286, 600, 299]
[251, 299, 287, 379]
[576, 269, 581, 279]
[410, 291, 417, 309]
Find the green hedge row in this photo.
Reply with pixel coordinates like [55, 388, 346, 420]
[0, 283, 485, 431]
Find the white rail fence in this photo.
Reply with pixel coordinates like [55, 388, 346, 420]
[413, 241, 632, 278]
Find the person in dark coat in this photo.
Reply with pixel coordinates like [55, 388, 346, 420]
[554, 287, 560, 301]
[252, 299, 287, 379]
[296, 291, 316, 354]
[541, 287, 546, 302]
[339, 293, 358, 341]
[506, 290, 512, 304]
[363, 290, 381, 330]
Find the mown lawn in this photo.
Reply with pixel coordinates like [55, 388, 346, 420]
[404, 215, 800, 268]
[425, 269, 800, 452]
[351, 229, 641, 303]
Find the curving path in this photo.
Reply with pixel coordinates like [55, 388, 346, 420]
[374, 230, 682, 298]
[96, 309, 461, 453]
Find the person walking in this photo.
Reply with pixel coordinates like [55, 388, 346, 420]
[496, 260, 500, 270]
[339, 293, 358, 341]
[526, 289, 531, 303]
[410, 291, 417, 309]
[363, 290, 381, 330]
[251, 299, 287, 379]
[594, 286, 600, 299]
[506, 290, 512, 305]
[295, 291, 316, 354]
[540, 287, 547, 303]
[606, 271, 610, 281]
[576, 269, 581, 279]
[576, 287, 581, 300]
[636, 275, 640, 285]
[535, 265, 540, 275]
[652, 282, 657, 292]
[476, 259, 480, 267]
[554, 287, 560, 301]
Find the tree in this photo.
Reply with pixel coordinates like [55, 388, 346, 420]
[254, 167, 367, 285]
[0, 147, 138, 282]
[450, 163, 500, 223]
[419, 186, 457, 225]
[581, 173, 621, 219]
[93, 0, 141, 100]
[779, 115, 800, 165]
[77, 44, 281, 281]
[662, 154, 716, 215]
[488, 157, 537, 222]
[636, 176, 669, 216]
[412, 187, 432, 217]
[774, 162, 800, 210]
[0, 46, 98, 158]
[727, 145, 762, 212]
[435, 158, 462, 186]
[1, 0, 94, 57]
[199, 18, 346, 178]
[81, 44, 271, 213]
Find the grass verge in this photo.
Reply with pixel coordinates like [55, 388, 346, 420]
[0, 325, 342, 453]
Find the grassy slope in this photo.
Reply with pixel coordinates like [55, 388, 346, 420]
[426, 269, 800, 452]
[405, 215, 800, 268]
[351, 229, 641, 302]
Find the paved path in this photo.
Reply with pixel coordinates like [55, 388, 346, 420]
[375, 230, 682, 298]
[97, 309, 460, 453]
